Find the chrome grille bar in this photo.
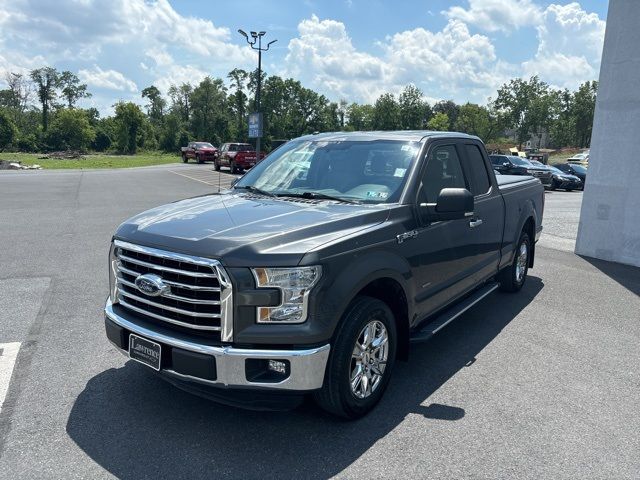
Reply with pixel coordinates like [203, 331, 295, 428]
[116, 276, 221, 305]
[118, 254, 218, 278]
[117, 265, 221, 291]
[118, 298, 221, 331]
[118, 290, 221, 318]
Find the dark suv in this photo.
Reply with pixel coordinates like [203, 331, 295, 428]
[489, 154, 552, 188]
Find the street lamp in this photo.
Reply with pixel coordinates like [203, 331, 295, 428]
[238, 29, 277, 158]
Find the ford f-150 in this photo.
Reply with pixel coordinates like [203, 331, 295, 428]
[105, 131, 544, 419]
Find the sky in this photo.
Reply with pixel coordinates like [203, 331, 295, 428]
[0, 0, 609, 115]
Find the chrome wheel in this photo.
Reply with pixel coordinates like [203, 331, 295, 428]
[515, 242, 528, 283]
[350, 320, 389, 399]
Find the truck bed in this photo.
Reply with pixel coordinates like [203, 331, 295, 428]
[496, 174, 540, 189]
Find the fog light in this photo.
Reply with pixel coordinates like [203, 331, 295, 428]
[268, 359, 287, 374]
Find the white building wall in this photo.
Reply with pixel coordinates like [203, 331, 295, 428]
[575, 0, 640, 267]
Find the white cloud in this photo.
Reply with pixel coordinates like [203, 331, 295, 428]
[284, 15, 510, 104]
[78, 66, 138, 92]
[523, 2, 605, 89]
[444, 0, 542, 33]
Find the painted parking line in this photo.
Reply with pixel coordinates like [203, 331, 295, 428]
[168, 169, 239, 188]
[0, 342, 20, 414]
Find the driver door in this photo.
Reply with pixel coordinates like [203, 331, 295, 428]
[412, 141, 480, 319]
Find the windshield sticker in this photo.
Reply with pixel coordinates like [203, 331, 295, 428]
[394, 168, 407, 177]
[366, 191, 388, 199]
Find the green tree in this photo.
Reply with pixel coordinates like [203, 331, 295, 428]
[346, 103, 374, 131]
[0, 111, 18, 149]
[59, 71, 91, 108]
[30, 67, 60, 131]
[494, 76, 555, 149]
[373, 93, 400, 130]
[141, 85, 166, 125]
[427, 112, 449, 131]
[227, 68, 248, 141]
[113, 102, 146, 154]
[433, 100, 459, 131]
[190, 77, 229, 144]
[168, 83, 193, 123]
[455, 103, 502, 142]
[572, 80, 597, 147]
[399, 85, 430, 130]
[45, 108, 95, 150]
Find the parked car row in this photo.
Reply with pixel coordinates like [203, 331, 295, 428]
[489, 154, 587, 191]
[180, 141, 267, 173]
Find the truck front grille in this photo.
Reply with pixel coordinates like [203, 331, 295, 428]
[113, 240, 233, 341]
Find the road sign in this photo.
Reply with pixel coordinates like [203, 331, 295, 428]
[248, 112, 263, 138]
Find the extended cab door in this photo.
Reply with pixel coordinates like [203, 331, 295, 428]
[412, 141, 483, 319]
[460, 142, 505, 284]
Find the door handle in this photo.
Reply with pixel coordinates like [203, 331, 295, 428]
[469, 219, 483, 228]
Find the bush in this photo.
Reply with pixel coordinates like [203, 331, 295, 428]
[0, 111, 18, 149]
[45, 109, 95, 151]
[92, 129, 112, 151]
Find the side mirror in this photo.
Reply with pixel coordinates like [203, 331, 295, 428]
[421, 188, 474, 222]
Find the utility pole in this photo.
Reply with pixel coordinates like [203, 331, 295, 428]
[238, 29, 277, 158]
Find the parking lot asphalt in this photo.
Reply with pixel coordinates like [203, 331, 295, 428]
[0, 166, 638, 479]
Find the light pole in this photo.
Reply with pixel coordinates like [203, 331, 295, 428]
[238, 29, 277, 157]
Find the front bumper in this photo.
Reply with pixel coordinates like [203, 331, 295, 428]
[104, 298, 330, 392]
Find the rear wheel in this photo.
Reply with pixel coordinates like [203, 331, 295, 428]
[214, 158, 220, 171]
[313, 296, 397, 419]
[197, 154, 203, 164]
[498, 231, 530, 292]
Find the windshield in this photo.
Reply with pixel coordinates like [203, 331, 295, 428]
[549, 166, 564, 174]
[510, 156, 531, 167]
[230, 144, 254, 152]
[195, 142, 214, 148]
[235, 139, 421, 204]
[570, 164, 587, 174]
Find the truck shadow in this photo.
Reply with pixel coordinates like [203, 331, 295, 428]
[67, 277, 543, 479]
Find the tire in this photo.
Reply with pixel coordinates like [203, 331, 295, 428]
[313, 296, 397, 419]
[230, 160, 236, 174]
[498, 231, 531, 293]
[565, 188, 573, 192]
[214, 159, 220, 171]
[197, 155, 203, 164]
[182, 154, 188, 163]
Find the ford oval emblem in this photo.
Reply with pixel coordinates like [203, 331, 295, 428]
[134, 273, 168, 297]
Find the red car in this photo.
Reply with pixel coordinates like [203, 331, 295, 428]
[215, 143, 265, 173]
[181, 142, 219, 163]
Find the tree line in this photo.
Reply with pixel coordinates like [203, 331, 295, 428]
[0, 66, 597, 154]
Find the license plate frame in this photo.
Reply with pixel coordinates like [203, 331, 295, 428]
[128, 334, 162, 371]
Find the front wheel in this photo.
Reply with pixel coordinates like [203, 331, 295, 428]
[214, 159, 220, 171]
[229, 160, 236, 174]
[498, 231, 530, 292]
[313, 296, 397, 419]
[182, 154, 188, 163]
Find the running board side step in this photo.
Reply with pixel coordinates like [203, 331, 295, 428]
[410, 282, 500, 343]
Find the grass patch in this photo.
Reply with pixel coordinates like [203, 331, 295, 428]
[0, 152, 181, 169]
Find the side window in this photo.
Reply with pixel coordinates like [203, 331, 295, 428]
[464, 144, 491, 196]
[419, 145, 467, 203]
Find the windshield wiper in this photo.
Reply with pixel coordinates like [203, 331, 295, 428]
[279, 191, 359, 204]
[234, 185, 277, 197]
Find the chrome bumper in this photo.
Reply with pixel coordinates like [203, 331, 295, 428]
[105, 298, 330, 391]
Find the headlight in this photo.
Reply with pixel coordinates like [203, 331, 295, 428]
[108, 242, 119, 304]
[252, 266, 322, 323]
[553, 174, 563, 180]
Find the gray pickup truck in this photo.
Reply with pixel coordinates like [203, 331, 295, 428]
[105, 131, 544, 419]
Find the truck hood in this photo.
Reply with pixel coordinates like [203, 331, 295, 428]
[115, 192, 389, 267]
